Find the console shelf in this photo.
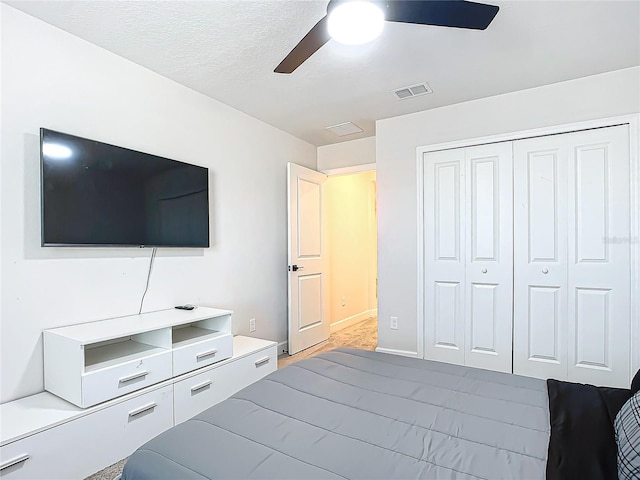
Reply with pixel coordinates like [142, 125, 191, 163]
[85, 340, 166, 373]
[44, 307, 233, 407]
[172, 326, 225, 348]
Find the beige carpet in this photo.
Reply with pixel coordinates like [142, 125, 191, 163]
[85, 458, 126, 480]
[279, 317, 378, 368]
[85, 317, 377, 480]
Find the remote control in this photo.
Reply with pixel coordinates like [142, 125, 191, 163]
[175, 305, 196, 310]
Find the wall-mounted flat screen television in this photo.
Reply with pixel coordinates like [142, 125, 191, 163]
[40, 128, 210, 247]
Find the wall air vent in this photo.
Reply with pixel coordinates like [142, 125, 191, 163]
[325, 121, 364, 137]
[393, 82, 433, 100]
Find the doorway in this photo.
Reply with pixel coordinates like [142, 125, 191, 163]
[282, 168, 377, 367]
[326, 170, 377, 333]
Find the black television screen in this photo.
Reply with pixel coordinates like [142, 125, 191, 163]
[40, 128, 210, 247]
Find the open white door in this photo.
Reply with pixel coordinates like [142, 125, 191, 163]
[287, 163, 330, 355]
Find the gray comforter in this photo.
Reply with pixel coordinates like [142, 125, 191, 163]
[122, 348, 550, 479]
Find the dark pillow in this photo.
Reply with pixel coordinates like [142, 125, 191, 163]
[615, 392, 640, 480]
[546, 379, 631, 480]
[631, 370, 640, 395]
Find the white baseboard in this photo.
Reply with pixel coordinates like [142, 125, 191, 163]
[375, 347, 419, 358]
[277, 340, 288, 356]
[330, 309, 376, 334]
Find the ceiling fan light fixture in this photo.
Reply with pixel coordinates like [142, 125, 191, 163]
[327, 1, 385, 45]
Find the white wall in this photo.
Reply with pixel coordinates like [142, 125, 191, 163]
[376, 66, 640, 356]
[325, 172, 377, 332]
[318, 136, 376, 171]
[0, 5, 316, 403]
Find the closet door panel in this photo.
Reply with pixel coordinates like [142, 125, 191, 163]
[464, 143, 513, 373]
[567, 126, 630, 388]
[433, 282, 462, 350]
[527, 286, 561, 361]
[469, 283, 498, 353]
[423, 149, 465, 365]
[513, 140, 568, 380]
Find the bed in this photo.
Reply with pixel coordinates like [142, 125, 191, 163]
[121, 347, 635, 480]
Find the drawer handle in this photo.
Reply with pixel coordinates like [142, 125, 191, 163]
[118, 371, 149, 385]
[128, 402, 157, 418]
[254, 357, 270, 367]
[196, 349, 218, 361]
[0, 454, 30, 471]
[190, 380, 212, 393]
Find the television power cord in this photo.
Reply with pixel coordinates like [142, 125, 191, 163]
[138, 247, 157, 314]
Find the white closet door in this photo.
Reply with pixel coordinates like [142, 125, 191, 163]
[464, 143, 513, 373]
[514, 125, 631, 387]
[566, 126, 630, 388]
[423, 149, 465, 365]
[513, 137, 569, 380]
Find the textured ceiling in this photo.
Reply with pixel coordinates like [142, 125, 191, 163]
[6, 0, 640, 146]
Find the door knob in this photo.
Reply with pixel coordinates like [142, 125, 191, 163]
[289, 265, 304, 272]
[481, 268, 487, 274]
[542, 268, 549, 274]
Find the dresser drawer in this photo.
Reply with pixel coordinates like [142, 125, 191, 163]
[172, 332, 232, 376]
[237, 345, 278, 387]
[81, 350, 172, 407]
[209, 345, 277, 401]
[174, 369, 223, 424]
[173, 344, 277, 425]
[0, 386, 173, 479]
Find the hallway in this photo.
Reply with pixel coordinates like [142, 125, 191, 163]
[278, 317, 377, 368]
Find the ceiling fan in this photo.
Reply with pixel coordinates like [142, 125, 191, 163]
[274, 0, 499, 74]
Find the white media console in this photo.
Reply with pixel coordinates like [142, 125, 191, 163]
[44, 307, 235, 408]
[0, 308, 278, 479]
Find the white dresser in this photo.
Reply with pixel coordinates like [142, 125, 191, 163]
[0, 335, 277, 479]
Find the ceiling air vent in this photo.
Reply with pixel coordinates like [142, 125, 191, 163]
[325, 121, 364, 137]
[393, 82, 433, 100]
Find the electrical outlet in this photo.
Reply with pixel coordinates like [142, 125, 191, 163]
[390, 316, 398, 330]
[341, 295, 346, 307]
[249, 318, 256, 333]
